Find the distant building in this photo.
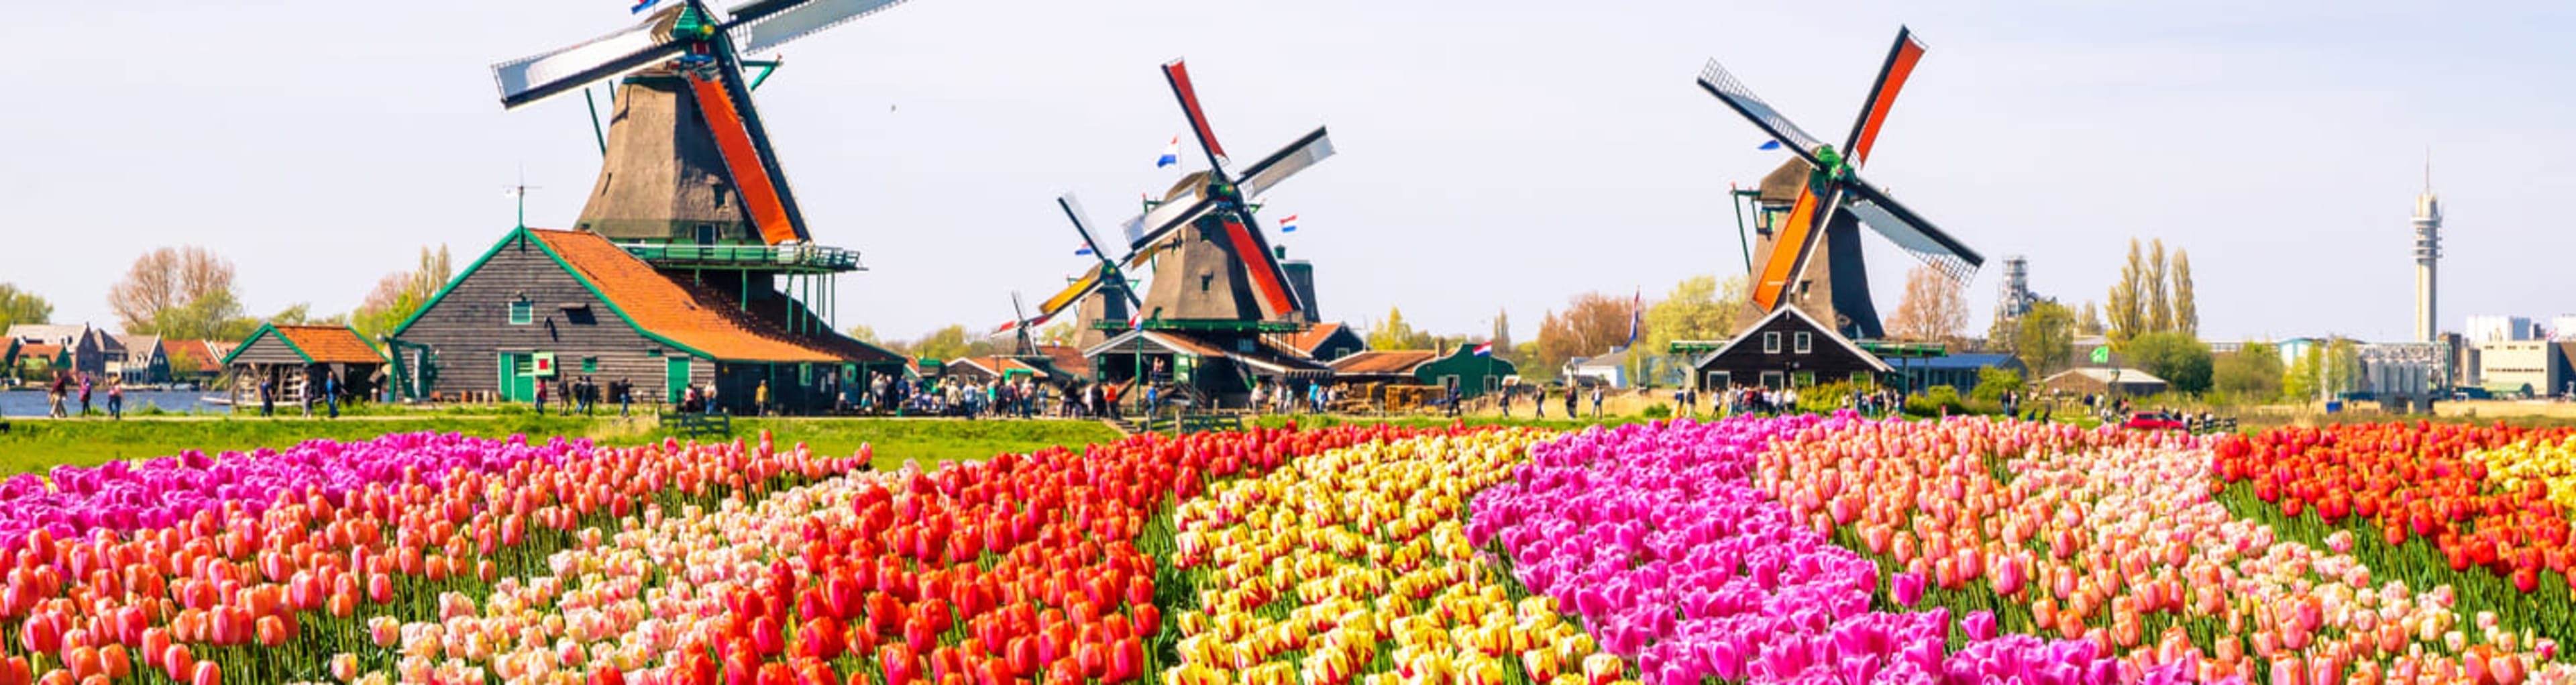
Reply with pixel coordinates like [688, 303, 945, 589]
[2412, 188, 2442, 342]
[110, 333, 168, 384]
[6, 324, 115, 378]
[1893, 354, 2026, 394]
[2465, 315, 2535, 344]
[2475, 339, 2566, 398]
[1275, 323, 1366, 363]
[2041, 368, 2169, 397]
[1565, 348, 1633, 388]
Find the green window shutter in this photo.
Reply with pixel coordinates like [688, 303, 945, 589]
[509, 301, 534, 325]
[582, 356, 598, 373]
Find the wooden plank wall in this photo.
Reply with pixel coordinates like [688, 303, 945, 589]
[390, 235, 700, 403]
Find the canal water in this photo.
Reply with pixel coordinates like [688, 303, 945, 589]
[0, 390, 233, 417]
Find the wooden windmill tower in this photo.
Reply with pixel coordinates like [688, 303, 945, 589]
[490, 0, 913, 334]
[1697, 27, 1984, 341]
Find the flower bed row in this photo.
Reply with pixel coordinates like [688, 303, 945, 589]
[1, 431, 863, 685]
[1166, 429, 1599, 685]
[657, 423, 1465, 685]
[2212, 423, 2576, 649]
[1472, 418, 2131, 685]
[1759, 415, 2566, 685]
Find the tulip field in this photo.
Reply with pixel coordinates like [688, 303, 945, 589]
[4, 415, 2575, 685]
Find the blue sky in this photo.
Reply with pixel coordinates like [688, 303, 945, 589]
[7, 0, 2569, 344]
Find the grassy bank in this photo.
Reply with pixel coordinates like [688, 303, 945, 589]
[0, 416, 1122, 476]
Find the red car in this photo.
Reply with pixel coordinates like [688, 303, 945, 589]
[2122, 411, 2187, 431]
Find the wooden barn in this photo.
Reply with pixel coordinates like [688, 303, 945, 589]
[221, 323, 388, 408]
[1690, 306, 1892, 390]
[387, 227, 905, 415]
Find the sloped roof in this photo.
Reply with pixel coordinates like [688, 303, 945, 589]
[269, 325, 387, 364]
[1570, 348, 1630, 370]
[165, 340, 228, 372]
[2043, 368, 2167, 386]
[1084, 330, 1232, 360]
[19, 344, 62, 362]
[527, 229, 885, 364]
[948, 356, 1049, 379]
[1330, 350, 1438, 375]
[1690, 306, 1893, 374]
[1281, 323, 1352, 356]
[1034, 344, 1089, 378]
[7, 325, 90, 346]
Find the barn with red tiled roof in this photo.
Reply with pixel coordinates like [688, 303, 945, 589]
[387, 227, 903, 413]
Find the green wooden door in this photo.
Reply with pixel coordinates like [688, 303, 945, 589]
[665, 357, 691, 403]
[499, 352, 536, 402]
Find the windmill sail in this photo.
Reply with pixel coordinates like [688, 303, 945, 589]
[1839, 181, 1982, 282]
[1697, 59, 1835, 171]
[729, 0, 914, 55]
[493, 11, 688, 109]
[1235, 127, 1335, 202]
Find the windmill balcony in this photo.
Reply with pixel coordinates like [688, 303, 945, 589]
[618, 242, 865, 274]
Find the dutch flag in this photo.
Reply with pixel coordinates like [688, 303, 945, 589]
[1472, 342, 1493, 357]
[1075, 244, 1094, 256]
[1758, 140, 1782, 151]
[631, 0, 661, 13]
[1156, 136, 1181, 168]
[1278, 215, 1299, 233]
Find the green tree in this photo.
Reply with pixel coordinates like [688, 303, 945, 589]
[2075, 301, 2105, 336]
[2170, 250, 2197, 336]
[2126, 331, 2213, 394]
[149, 288, 247, 341]
[2145, 239, 2172, 333]
[1642, 276, 1740, 381]
[351, 246, 454, 340]
[2213, 341, 2284, 401]
[911, 325, 978, 362]
[1490, 309, 1515, 364]
[2283, 343, 2324, 403]
[2106, 239, 2146, 348]
[845, 324, 881, 345]
[1366, 307, 1433, 350]
[0, 283, 52, 332]
[1970, 366, 2025, 404]
[2014, 300, 2076, 379]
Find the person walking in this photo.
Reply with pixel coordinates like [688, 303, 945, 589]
[48, 372, 68, 419]
[705, 382, 720, 415]
[1534, 384, 1546, 419]
[1563, 384, 1577, 418]
[107, 377, 124, 420]
[755, 379, 771, 417]
[259, 376, 274, 417]
[324, 372, 339, 419]
[618, 378, 633, 417]
[78, 374, 93, 417]
[1590, 384, 1605, 420]
[535, 378, 549, 416]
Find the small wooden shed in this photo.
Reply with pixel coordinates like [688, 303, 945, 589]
[221, 323, 388, 409]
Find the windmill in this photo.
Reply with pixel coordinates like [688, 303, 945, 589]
[1697, 26, 1983, 340]
[1120, 58, 1338, 326]
[492, 0, 912, 248]
[998, 194, 1176, 350]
